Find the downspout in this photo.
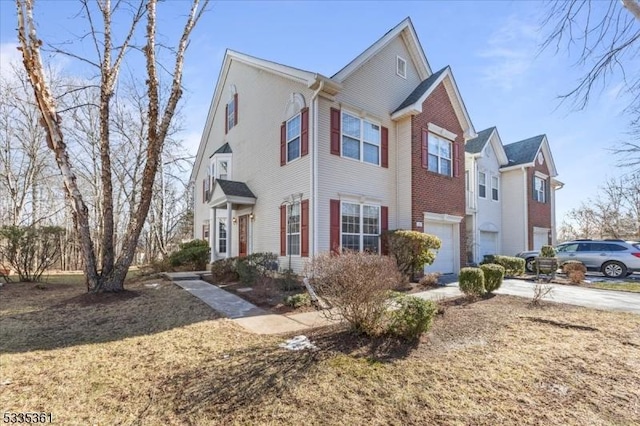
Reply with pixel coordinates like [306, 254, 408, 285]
[522, 166, 528, 250]
[310, 80, 324, 257]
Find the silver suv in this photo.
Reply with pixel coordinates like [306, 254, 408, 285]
[516, 239, 640, 278]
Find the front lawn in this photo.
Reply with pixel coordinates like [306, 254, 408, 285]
[589, 281, 640, 293]
[1, 278, 639, 425]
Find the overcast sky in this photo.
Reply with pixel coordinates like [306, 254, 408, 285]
[0, 1, 635, 225]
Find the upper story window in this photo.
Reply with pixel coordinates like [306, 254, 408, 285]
[341, 202, 380, 253]
[491, 175, 499, 201]
[534, 176, 546, 203]
[286, 114, 301, 163]
[428, 133, 452, 176]
[478, 172, 487, 198]
[396, 56, 407, 79]
[342, 112, 380, 166]
[218, 160, 228, 180]
[225, 92, 238, 134]
[287, 202, 301, 256]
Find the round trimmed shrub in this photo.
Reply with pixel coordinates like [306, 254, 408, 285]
[540, 245, 556, 257]
[480, 263, 505, 293]
[387, 293, 437, 340]
[459, 267, 485, 297]
[562, 260, 586, 274]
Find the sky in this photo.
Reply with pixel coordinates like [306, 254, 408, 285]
[0, 0, 635, 226]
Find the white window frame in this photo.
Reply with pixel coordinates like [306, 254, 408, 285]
[534, 176, 546, 203]
[491, 175, 499, 201]
[217, 218, 227, 254]
[210, 153, 232, 182]
[287, 202, 301, 256]
[396, 56, 407, 79]
[226, 98, 235, 132]
[427, 133, 453, 176]
[340, 201, 380, 253]
[341, 111, 381, 166]
[478, 171, 487, 198]
[285, 113, 301, 163]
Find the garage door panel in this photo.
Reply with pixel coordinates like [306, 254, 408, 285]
[425, 222, 455, 274]
[480, 231, 498, 261]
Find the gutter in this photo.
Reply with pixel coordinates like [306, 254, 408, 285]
[310, 80, 325, 257]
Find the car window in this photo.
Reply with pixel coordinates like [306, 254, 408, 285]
[557, 243, 578, 253]
[577, 243, 592, 252]
[633, 243, 640, 250]
[601, 243, 627, 251]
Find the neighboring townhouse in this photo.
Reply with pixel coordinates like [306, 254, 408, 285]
[464, 127, 509, 264]
[190, 17, 476, 274]
[500, 135, 563, 256]
[465, 129, 563, 262]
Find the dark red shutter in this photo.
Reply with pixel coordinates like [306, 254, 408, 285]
[280, 205, 286, 256]
[280, 122, 286, 166]
[453, 143, 460, 177]
[301, 107, 309, 157]
[381, 206, 389, 255]
[301, 199, 309, 257]
[202, 179, 206, 203]
[381, 126, 388, 168]
[233, 93, 238, 126]
[421, 130, 428, 169]
[330, 199, 340, 254]
[330, 108, 341, 156]
[225, 103, 228, 134]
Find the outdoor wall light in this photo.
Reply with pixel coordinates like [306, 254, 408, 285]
[232, 217, 237, 224]
[249, 213, 254, 220]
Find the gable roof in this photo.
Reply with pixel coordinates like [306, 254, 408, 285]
[216, 179, 256, 198]
[502, 134, 558, 176]
[503, 135, 545, 167]
[465, 127, 496, 154]
[332, 17, 431, 82]
[391, 66, 476, 139]
[393, 67, 447, 113]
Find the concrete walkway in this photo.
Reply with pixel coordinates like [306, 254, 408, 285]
[166, 272, 640, 335]
[165, 272, 338, 334]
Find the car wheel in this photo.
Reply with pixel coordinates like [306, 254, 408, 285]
[602, 261, 627, 279]
[525, 257, 536, 273]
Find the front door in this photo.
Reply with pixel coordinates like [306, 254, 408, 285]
[239, 214, 248, 257]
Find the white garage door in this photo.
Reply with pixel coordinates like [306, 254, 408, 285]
[479, 231, 498, 261]
[533, 229, 549, 250]
[425, 222, 455, 274]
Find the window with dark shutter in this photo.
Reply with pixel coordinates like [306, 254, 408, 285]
[330, 199, 340, 253]
[330, 108, 341, 156]
[381, 126, 388, 168]
[381, 206, 389, 254]
[301, 199, 309, 257]
[301, 107, 309, 157]
[280, 205, 286, 256]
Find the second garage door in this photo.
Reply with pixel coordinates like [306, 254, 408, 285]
[479, 231, 498, 261]
[425, 222, 455, 274]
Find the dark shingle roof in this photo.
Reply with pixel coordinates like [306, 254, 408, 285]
[393, 66, 448, 113]
[465, 127, 495, 154]
[502, 135, 545, 167]
[213, 143, 232, 155]
[216, 179, 256, 198]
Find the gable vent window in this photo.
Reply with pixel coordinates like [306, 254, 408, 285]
[396, 56, 407, 79]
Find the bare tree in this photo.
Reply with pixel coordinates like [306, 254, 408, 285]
[542, 0, 640, 168]
[15, 0, 208, 292]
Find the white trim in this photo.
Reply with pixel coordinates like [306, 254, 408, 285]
[285, 113, 302, 164]
[340, 109, 382, 166]
[491, 174, 500, 202]
[478, 170, 487, 199]
[428, 122, 457, 141]
[340, 200, 381, 254]
[396, 55, 407, 79]
[337, 192, 383, 205]
[423, 212, 463, 273]
[534, 171, 549, 179]
[333, 17, 431, 82]
[391, 67, 476, 140]
[424, 212, 463, 224]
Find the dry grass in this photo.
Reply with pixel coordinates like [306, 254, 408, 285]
[589, 281, 640, 293]
[1, 280, 639, 425]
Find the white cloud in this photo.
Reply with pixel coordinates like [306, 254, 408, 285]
[478, 16, 540, 91]
[0, 42, 22, 79]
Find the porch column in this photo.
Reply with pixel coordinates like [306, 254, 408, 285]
[226, 202, 233, 258]
[210, 208, 217, 262]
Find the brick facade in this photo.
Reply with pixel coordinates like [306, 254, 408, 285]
[410, 83, 467, 267]
[527, 156, 552, 249]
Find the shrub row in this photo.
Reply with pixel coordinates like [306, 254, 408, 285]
[481, 255, 525, 276]
[459, 264, 506, 297]
[169, 240, 210, 271]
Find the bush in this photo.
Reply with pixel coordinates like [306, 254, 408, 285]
[235, 252, 279, 285]
[387, 293, 437, 340]
[540, 245, 556, 257]
[169, 239, 210, 271]
[284, 293, 311, 308]
[305, 251, 403, 335]
[419, 272, 441, 287]
[459, 267, 485, 297]
[383, 230, 441, 280]
[277, 268, 300, 291]
[210, 257, 239, 282]
[0, 225, 64, 282]
[563, 261, 586, 284]
[480, 264, 505, 293]
[482, 255, 525, 277]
